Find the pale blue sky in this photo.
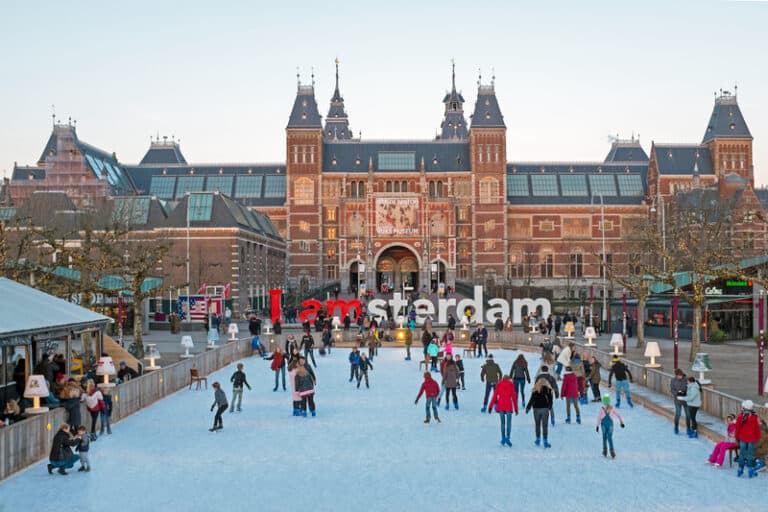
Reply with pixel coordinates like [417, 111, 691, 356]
[1, 1, 766, 184]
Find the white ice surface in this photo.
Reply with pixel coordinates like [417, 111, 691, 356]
[0, 348, 763, 512]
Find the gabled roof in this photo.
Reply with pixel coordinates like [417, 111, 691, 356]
[287, 85, 322, 129]
[139, 140, 187, 165]
[604, 140, 649, 163]
[470, 84, 505, 129]
[651, 144, 714, 175]
[702, 91, 752, 143]
[323, 141, 470, 173]
[0, 277, 111, 339]
[11, 165, 46, 180]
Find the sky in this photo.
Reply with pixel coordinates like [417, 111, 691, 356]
[1, 0, 767, 184]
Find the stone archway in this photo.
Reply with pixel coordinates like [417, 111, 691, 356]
[375, 245, 420, 293]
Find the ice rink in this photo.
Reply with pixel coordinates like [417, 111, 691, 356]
[0, 348, 763, 512]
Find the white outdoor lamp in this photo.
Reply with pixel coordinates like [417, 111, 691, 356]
[145, 343, 162, 370]
[459, 322, 470, 343]
[180, 335, 195, 358]
[691, 352, 712, 385]
[24, 375, 50, 414]
[644, 341, 662, 368]
[609, 333, 624, 356]
[332, 316, 341, 329]
[584, 326, 597, 347]
[564, 321, 575, 339]
[228, 323, 239, 341]
[96, 356, 116, 388]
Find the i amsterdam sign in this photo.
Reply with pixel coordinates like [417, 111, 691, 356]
[268, 286, 552, 326]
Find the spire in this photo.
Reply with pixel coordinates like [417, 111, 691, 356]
[470, 74, 505, 129]
[438, 59, 468, 140]
[324, 58, 352, 140]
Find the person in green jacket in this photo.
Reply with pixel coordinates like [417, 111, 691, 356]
[480, 354, 503, 413]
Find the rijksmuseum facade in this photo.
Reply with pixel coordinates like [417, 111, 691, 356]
[4, 63, 764, 306]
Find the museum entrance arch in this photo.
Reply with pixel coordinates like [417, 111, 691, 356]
[375, 246, 419, 293]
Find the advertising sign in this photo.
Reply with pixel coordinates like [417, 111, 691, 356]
[375, 198, 419, 236]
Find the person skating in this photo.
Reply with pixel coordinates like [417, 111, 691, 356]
[677, 376, 702, 438]
[480, 354, 502, 413]
[525, 378, 554, 447]
[209, 382, 228, 431]
[357, 353, 373, 389]
[321, 327, 332, 355]
[708, 414, 738, 467]
[295, 359, 317, 417]
[735, 400, 762, 478]
[608, 356, 634, 408]
[510, 354, 531, 408]
[487, 375, 518, 446]
[300, 330, 316, 367]
[561, 366, 581, 424]
[441, 355, 460, 410]
[535, 365, 559, 427]
[404, 324, 413, 360]
[587, 356, 602, 402]
[596, 394, 625, 458]
[348, 347, 361, 382]
[427, 338, 440, 371]
[229, 363, 252, 413]
[571, 352, 588, 405]
[670, 369, 689, 434]
[415, 372, 441, 424]
[455, 354, 466, 390]
[74, 425, 91, 472]
[475, 323, 488, 357]
[265, 348, 287, 391]
[555, 341, 573, 379]
[47, 423, 80, 475]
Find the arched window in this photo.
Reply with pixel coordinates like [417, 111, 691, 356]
[429, 181, 436, 198]
[437, 180, 443, 197]
[357, 181, 365, 198]
[294, 177, 314, 205]
[386, 181, 392, 193]
[394, 181, 400, 193]
[401, 180, 408, 192]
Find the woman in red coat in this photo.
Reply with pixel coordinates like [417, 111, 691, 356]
[488, 375, 518, 446]
[734, 400, 762, 478]
[265, 348, 286, 391]
[560, 367, 581, 424]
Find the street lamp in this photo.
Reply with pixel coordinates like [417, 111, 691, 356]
[622, 291, 628, 354]
[673, 287, 680, 370]
[593, 193, 608, 333]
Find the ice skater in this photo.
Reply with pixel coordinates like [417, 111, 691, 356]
[510, 354, 530, 408]
[608, 356, 634, 408]
[735, 400, 762, 478]
[596, 394, 625, 458]
[677, 376, 702, 438]
[534, 365, 559, 426]
[265, 348, 286, 391]
[525, 379, 553, 448]
[480, 354, 502, 413]
[441, 355, 460, 410]
[348, 347, 361, 382]
[561, 366, 581, 424]
[427, 337, 439, 371]
[455, 354, 466, 390]
[487, 375, 518, 446]
[300, 330, 316, 367]
[229, 363, 252, 413]
[415, 372, 440, 424]
[707, 414, 737, 467]
[209, 382, 228, 431]
[295, 361, 317, 417]
[357, 352, 373, 389]
[47, 423, 79, 475]
[75, 425, 91, 472]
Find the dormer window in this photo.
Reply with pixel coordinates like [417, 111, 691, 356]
[432, 155, 439, 165]
[301, 112, 307, 120]
[331, 155, 338, 166]
[302, 100, 308, 107]
[355, 156, 361, 166]
[729, 123, 736, 130]
[485, 99, 490, 106]
[485, 112, 491, 119]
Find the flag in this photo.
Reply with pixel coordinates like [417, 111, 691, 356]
[178, 296, 207, 322]
[197, 282, 207, 295]
[223, 282, 231, 299]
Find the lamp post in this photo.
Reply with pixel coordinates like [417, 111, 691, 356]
[622, 291, 627, 354]
[673, 287, 680, 370]
[186, 192, 190, 322]
[589, 284, 594, 328]
[598, 194, 607, 333]
[759, 289, 764, 396]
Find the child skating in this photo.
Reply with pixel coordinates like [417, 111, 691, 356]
[75, 425, 91, 472]
[209, 382, 228, 431]
[596, 394, 625, 458]
[357, 353, 373, 389]
[415, 372, 441, 424]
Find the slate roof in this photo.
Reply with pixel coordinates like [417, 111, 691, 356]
[287, 85, 322, 129]
[439, 65, 468, 140]
[604, 140, 649, 163]
[470, 84, 505, 129]
[505, 162, 648, 205]
[754, 187, 768, 211]
[0, 277, 111, 340]
[139, 141, 188, 165]
[322, 141, 470, 173]
[702, 92, 752, 143]
[324, 62, 352, 141]
[11, 166, 46, 180]
[651, 144, 714, 175]
[111, 196, 168, 228]
[14, 191, 77, 225]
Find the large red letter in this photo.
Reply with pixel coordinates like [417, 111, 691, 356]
[325, 299, 362, 323]
[269, 288, 283, 325]
[298, 299, 323, 325]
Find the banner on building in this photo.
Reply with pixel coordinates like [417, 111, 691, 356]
[375, 198, 418, 236]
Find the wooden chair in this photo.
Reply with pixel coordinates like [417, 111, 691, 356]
[189, 368, 207, 390]
[419, 356, 430, 371]
[463, 343, 476, 358]
[727, 446, 740, 467]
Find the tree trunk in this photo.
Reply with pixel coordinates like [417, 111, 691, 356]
[635, 293, 646, 349]
[133, 298, 145, 359]
[689, 302, 702, 362]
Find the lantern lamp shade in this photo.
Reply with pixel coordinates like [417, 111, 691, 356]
[146, 345, 161, 359]
[609, 333, 624, 348]
[691, 353, 712, 372]
[181, 336, 194, 348]
[96, 356, 117, 376]
[228, 323, 239, 335]
[644, 342, 662, 359]
[24, 374, 50, 398]
[584, 326, 596, 339]
[332, 316, 341, 327]
[565, 321, 575, 332]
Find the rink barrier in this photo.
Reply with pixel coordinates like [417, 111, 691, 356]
[0, 338, 253, 481]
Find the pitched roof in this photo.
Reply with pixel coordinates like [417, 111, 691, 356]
[439, 63, 468, 140]
[0, 277, 111, 339]
[702, 92, 752, 142]
[470, 84, 505, 129]
[11, 165, 46, 181]
[604, 140, 649, 163]
[139, 140, 188, 165]
[324, 60, 352, 141]
[651, 144, 714, 175]
[287, 85, 322, 129]
[323, 141, 470, 173]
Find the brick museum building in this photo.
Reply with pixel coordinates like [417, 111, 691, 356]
[3, 63, 764, 316]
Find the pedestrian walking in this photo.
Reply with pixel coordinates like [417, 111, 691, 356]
[487, 375, 518, 447]
[209, 382, 228, 431]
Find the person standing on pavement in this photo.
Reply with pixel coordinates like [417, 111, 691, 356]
[480, 354, 503, 413]
[607, 356, 634, 408]
[670, 369, 689, 435]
